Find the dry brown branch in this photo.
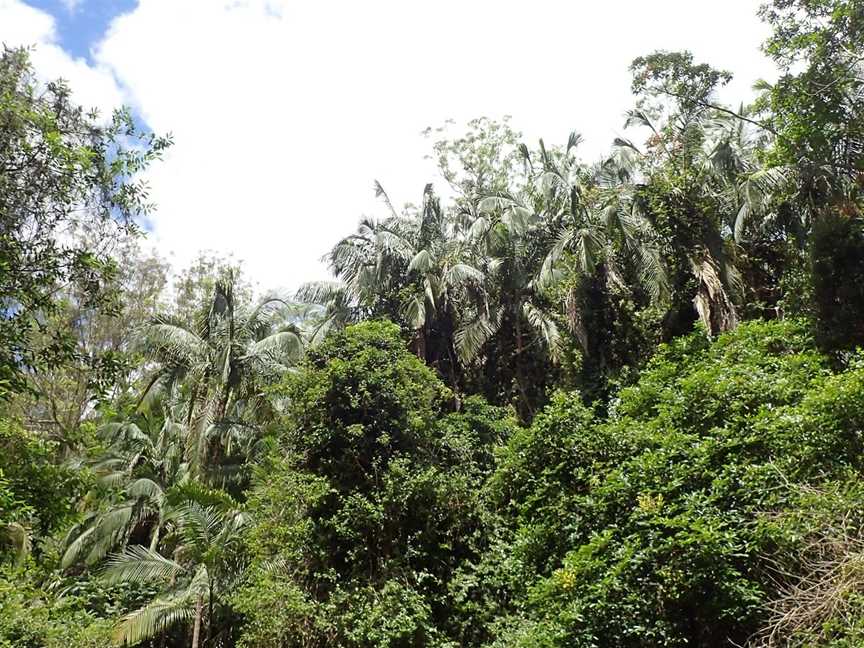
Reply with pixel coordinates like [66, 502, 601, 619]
[753, 479, 864, 647]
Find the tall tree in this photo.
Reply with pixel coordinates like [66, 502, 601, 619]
[0, 46, 170, 400]
[138, 272, 303, 479]
[7, 238, 169, 446]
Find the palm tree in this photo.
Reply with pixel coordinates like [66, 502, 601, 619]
[103, 503, 248, 648]
[298, 182, 486, 393]
[293, 280, 358, 344]
[61, 415, 188, 569]
[597, 108, 747, 335]
[451, 186, 563, 416]
[520, 132, 669, 350]
[394, 184, 486, 385]
[137, 273, 303, 478]
[306, 176, 563, 416]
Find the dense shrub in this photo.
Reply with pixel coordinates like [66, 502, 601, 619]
[235, 319, 864, 647]
[0, 420, 89, 560]
[810, 211, 864, 353]
[235, 321, 518, 647]
[0, 572, 113, 648]
[485, 320, 864, 647]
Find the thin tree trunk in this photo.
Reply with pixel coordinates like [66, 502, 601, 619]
[186, 384, 199, 428]
[447, 343, 461, 410]
[514, 313, 532, 418]
[191, 592, 203, 648]
[149, 519, 160, 551]
[414, 329, 426, 360]
[206, 582, 214, 647]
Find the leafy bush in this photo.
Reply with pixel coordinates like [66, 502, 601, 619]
[810, 212, 864, 353]
[0, 572, 113, 648]
[0, 419, 89, 561]
[486, 320, 864, 647]
[236, 322, 517, 647]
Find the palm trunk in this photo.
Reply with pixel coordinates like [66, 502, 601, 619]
[513, 314, 533, 420]
[191, 592, 203, 648]
[149, 519, 160, 551]
[205, 582, 214, 647]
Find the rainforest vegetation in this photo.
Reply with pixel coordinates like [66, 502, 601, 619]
[3, 1, 864, 646]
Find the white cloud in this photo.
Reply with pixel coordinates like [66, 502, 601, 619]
[4, 0, 777, 294]
[0, 0, 122, 112]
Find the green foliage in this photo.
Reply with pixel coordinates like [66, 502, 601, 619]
[104, 502, 249, 647]
[284, 320, 450, 480]
[810, 211, 864, 352]
[237, 322, 518, 647]
[485, 320, 864, 647]
[0, 572, 113, 648]
[0, 419, 88, 556]
[0, 46, 170, 400]
[630, 50, 733, 113]
[5, 238, 170, 442]
[137, 270, 303, 482]
[758, 0, 864, 187]
[6, 2, 864, 646]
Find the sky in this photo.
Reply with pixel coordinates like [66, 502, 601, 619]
[0, 0, 777, 294]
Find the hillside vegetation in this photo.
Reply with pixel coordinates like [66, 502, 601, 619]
[3, 1, 864, 646]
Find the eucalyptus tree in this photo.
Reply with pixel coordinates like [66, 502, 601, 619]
[7, 238, 170, 449]
[103, 503, 248, 648]
[0, 46, 170, 400]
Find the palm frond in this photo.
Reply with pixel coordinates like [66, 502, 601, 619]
[102, 545, 186, 585]
[402, 293, 427, 330]
[126, 478, 165, 502]
[408, 249, 434, 274]
[637, 243, 670, 303]
[295, 281, 347, 305]
[373, 180, 399, 219]
[62, 503, 135, 569]
[138, 322, 206, 365]
[522, 302, 562, 360]
[247, 329, 303, 363]
[455, 315, 496, 363]
[113, 587, 197, 646]
[444, 263, 484, 287]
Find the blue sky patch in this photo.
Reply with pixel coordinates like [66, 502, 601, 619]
[25, 0, 138, 62]
[22, 1, 158, 232]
